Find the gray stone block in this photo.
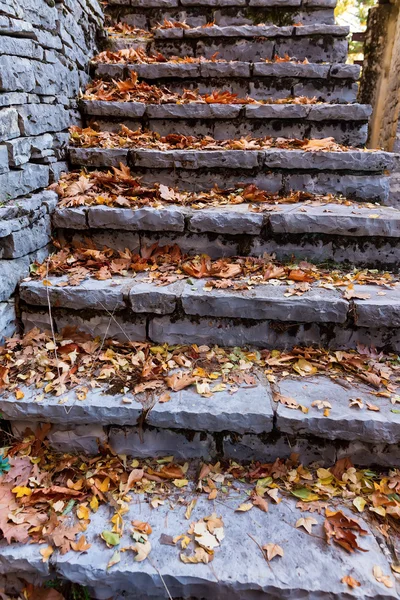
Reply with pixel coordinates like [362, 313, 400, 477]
[0, 56, 36, 93]
[130, 62, 201, 79]
[285, 172, 390, 203]
[269, 203, 400, 237]
[147, 375, 274, 434]
[330, 63, 361, 79]
[353, 285, 400, 328]
[146, 103, 242, 119]
[0, 35, 43, 60]
[53, 207, 88, 230]
[149, 315, 269, 346]
[109, 426, 216, 460]
[253, 61, 330, 78]
[181, 278, 348, 322]
[0, 386, 143, 426]
[53, 311, 147, 342]
[19, 277, 130, 311]
[246, 104, 310, 119]
[129, 277, 184, 314]
[0, 107, 19, 142]
[0, 301, 17, 342]
[0, 214, 51, 259]
[87, 206, 186, 231]
[82, 100, 146, 118]
[0, 256, 31, 302]
[188, 205, 264, 234]
[0, 145, 9, 173]
[263, 149, 392, 171]
[308, 103, 372, 121]
[69, 147, 129, 167]
[18, 104, 75, 136]
[184, 24, 293, 37]
[46, 424, 107, 454]
[200, 61, 251, 77]
[275, 376, 400, 444]
[132, 149, 261, 169]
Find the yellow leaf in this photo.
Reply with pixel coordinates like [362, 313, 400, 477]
[185, 499, 197, 520]
[295, 516, 318, 534]
[90, 495, 99, 512]
[173, 479, 189, 488]
[235, 502, 253, 512]
[293, 358, 317, 377]
[40, 546, 54, 563]
[95, 477, 110, 492]
[180, 547, 212, 564]
[353, 497, 366, 513]
[341, 575, 361, 588]
[15, 389, 24, 400]
[12, 486, 32, 498]
[77, 504, 90, 520]
[133, 540, 151, 562]
[370, 506, 386, 517]
[373, 565, 393, 588]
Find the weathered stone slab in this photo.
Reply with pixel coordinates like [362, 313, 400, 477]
[69, 147, 129, 167]
[53, 207, 88, 229]
[0, 301, 16, 343]
[330, 63, 361, 78]
[253, 61, 330, 78]
[87, 206, 186, 231]
[147, 375, 274, 433]
[188, 205, 264, 234]
[19, 277, 130, 311]
[129, 278, 184, 314]
[0, 35, 43, 60]
[308, 103, 372, 121]
[245, 104, 310, 119]
[183, 24, 294, 37]
[0, 107, 19, 141]
[0, 214, 51, 259]
[200, 61, 251, 77]
[285, 172, 390, 203]
[81, 100, 146, 117]
[294, 24, 348, 35]
[263, 149, 393, 171]
[18, 104, 76, 136]
[45, 424, 107, 454]
[181, 279, 348, 322]
[149, 315, 269, 346]
[52, 499, 398, 600]
[0, 387, 144, 426]
[132, 149, 261, 169]
[109, 426, 216, 459]
[353, 285, 400, 328]
[275, 376, 400, 443]
[269, 203, 400, 237]
[129, 62, 201, 79]
[146, 103, 242, 119]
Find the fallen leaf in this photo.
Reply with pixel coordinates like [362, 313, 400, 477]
[262, 543, 284, 561]
[341, 575, 361, 588]
[295, 516, 318, 534]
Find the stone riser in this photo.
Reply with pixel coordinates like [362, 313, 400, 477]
[106, 5, 335, 28]
[90, 116, 368, 146]
[68, 148, 391, 201]
[93, 71, 359, 103]
[54, 225, 400, 268]
[108, 34, 348, 62]
[10, 421, 400, 467]
[20, 306, 400, 351]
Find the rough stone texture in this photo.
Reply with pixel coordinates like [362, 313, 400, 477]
[87, 205, 186, 231]
[0, 301, 17, 343]
[109, 426, 216, 459]
[276, 376, 400, 444]
[353, 285, 400, 328]
[11, 421, 107, 454]
[181, 278, 348, 322]
[0, 0, 103, 312]
[2, 499, 396, 600]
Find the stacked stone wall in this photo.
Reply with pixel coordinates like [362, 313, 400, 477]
[0, 0, 104, 339]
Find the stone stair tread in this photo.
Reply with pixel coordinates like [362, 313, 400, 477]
[53, 201, 400, 237]
[0, 374, 273, 433]
[3, 373, 400, 446]
[106, 0, 337, 7]
[93, 60, 360, 81]
[81, 99, 372, 122]
[68, 147, 394, 171]
[19, 273, 400, 326]
[0, 496, 397, 600]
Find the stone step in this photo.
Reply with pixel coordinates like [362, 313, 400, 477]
[105, 0, 336, 30]
[5, 372, 400, 466]
[0, 493, 397, 599]
[107, 24, 349, 62]
[68, 146, 393, 202]
[92, 61, 360, 103]
[52, 202, 400, 267]
[19, 273, 400, 350]
[81, 100, 371, 146]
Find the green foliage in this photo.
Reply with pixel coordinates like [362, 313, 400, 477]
[335, 0, 376, 29]
[45, 580, 91, 600]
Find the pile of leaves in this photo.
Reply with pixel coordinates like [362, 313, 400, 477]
[1, 328, 399, 401]
[0, 433, 400, 584]
[29, 240, 397, 299]
[69, 125, 349, 152]
[82, 71, 317, 105]
[52, 166, 350, 210]
[106, 23, 152, 39]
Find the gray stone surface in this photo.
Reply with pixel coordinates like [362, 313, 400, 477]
[353, 285, 400, 328]
[109, 426, 216, 459]
[269, 203, 400, 237]
[188, 205, 264, 234]
[19, 276, 131, 311]
[147, 375, 273, 434]
[81, 100, 146, 117]
[87, 206, 186, 231]
[0, 214, 51, 259]
[69, 147, 128, 167]
[275, 376, 400, 444]
[45, 500, 400, 599]
[263, 149, 393, 171]
[0, 301, 17, 342]
[0, 107, 19, 141]
[53, 207, 88, 229]
[129, 278, 184, 314]
[181, 278, 348, 322]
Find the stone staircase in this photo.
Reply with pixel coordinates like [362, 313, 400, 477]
[2, 0, 400, 598]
